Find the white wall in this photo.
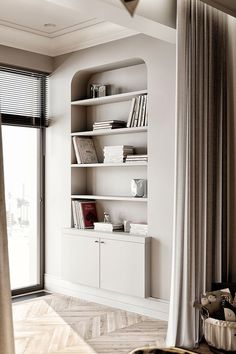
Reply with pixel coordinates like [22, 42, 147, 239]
[0, 44, 53, 72]
[135, 0, 176, 28]
[46, 34, 176, 301]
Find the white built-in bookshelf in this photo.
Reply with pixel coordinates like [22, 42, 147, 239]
[62, 61, 150, 298]
[70, 62, 148, 226]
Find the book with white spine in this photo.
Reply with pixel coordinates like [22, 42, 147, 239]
[93, 120, 126, 130]
[127, 97, 136, 127]
[94, 120, 126, 125]
[133, 96, 141, 127]
[141, 95, 147, 126]
[103, 145, 134, 163]
[72, 201, 78, 228]
[130, 223, 148, 235]
[137, 95, 144, 127]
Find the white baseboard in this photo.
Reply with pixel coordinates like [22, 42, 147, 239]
[45, 273, 169, 321]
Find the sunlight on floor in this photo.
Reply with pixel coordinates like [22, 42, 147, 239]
[13, 293, 167, 354]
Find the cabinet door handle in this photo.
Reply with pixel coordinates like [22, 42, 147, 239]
[94, 240, 99, 243]
[100, 241, 105, 244]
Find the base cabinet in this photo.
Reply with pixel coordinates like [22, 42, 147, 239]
[100, 238, 147, 297]
[61, 233, 99, 288]
[61, 229, 151, 298]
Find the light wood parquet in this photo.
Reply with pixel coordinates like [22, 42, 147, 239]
[13, 293, 212, 354]
[13, 293, 167, 354]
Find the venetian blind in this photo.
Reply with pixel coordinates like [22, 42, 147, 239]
[0, 66, 48, 128]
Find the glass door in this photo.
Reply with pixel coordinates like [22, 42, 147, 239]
[2, 125, 44, 294]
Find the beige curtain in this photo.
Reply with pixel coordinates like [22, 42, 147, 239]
[166, 0, 228, 348]
[228, 13, 236, 289]
[0, 118, 15, 354]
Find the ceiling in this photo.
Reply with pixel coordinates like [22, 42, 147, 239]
[0, 0, 236, 57]
[0, 0, 103, 37]
[0, 0, 176, 57]
[102, 0, 176, 28]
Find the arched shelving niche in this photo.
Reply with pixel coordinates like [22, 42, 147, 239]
[70, 58, 148, 225]
[61, 57, 152, 299]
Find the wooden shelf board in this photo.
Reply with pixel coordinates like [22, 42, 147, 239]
[71, 89, 147, 106]
[71, 162, 148, 168]
[71, 126, 148, 137]
[70, 195, 147, 202]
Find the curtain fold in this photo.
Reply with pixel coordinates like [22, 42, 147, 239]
[0, 117, 15, 354]
[166, 0, 228, 348]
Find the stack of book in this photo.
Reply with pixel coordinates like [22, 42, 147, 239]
[94, 222, 123, 232]
[103, 145, 134, 163]
[126, 154, 148, 163]
[93, 120, 126, 130]
[127, 94, 148, 128]
[72, 200, 98, 229]
[129, 223, 148, 236]
[73, 137, 98, 164]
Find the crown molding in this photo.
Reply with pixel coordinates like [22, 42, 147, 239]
[51, 22, 138, 56]
[0, 24, 51, 55]
[0, 18, 103, 38]
[0, 22, 138, 57]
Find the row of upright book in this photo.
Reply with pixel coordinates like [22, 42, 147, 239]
[90, 94, 148, 132]
[127, 94, 148, 128]
[72, 200, 98, 229]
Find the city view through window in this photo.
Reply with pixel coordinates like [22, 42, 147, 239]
[2, 126, 39, 290]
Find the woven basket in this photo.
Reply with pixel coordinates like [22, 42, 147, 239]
[129, 348, 196, 354]
[204, 318, 236, 351]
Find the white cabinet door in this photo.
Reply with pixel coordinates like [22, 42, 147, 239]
[62, 233, 99, 288]
[100, 238, 147, 297]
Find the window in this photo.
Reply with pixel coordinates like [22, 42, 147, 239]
[0, 66, 48, 128]
[0, 66, 48, 295]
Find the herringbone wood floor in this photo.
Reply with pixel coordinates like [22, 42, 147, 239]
[13, 293, 212, 354]
[13, 293, 167, 354]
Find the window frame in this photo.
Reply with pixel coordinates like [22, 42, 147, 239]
[0, 65, 47, 296]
